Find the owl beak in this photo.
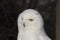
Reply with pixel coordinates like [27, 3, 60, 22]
[23, 23, 25, 27]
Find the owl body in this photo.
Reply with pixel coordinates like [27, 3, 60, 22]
[17, 9, 51, 40]
[21, 27, 40, 40]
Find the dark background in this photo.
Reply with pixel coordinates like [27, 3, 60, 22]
[0, 0, 56, 40]
[56, 0, 60, 40]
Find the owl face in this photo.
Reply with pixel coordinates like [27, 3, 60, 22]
[20, 9, 44, 28]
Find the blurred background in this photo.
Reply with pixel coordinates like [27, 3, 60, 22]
[56, 0, 60, 40]
[0, 0, 57, 40]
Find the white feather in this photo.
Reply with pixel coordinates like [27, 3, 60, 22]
[17, 9, 51, 40]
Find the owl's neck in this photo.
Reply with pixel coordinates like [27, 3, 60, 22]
[24, 26, 44, 32]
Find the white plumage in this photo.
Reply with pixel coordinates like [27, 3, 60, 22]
[17, 9, 51, 40]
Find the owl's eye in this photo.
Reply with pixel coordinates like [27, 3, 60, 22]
[29, 19, 34, 21]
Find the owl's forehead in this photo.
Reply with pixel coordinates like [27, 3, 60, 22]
[20, 9, 40, 19]
[22, 13, 37, 19]
[21, 9, 39, 15]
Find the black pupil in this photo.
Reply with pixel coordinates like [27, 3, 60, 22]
[29, 19, 33, 21]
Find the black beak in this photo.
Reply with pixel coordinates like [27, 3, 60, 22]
[21, 17, 25, 27]
[23, 23, 25, 27]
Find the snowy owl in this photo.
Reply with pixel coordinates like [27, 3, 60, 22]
[17, 9, 51, 40]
